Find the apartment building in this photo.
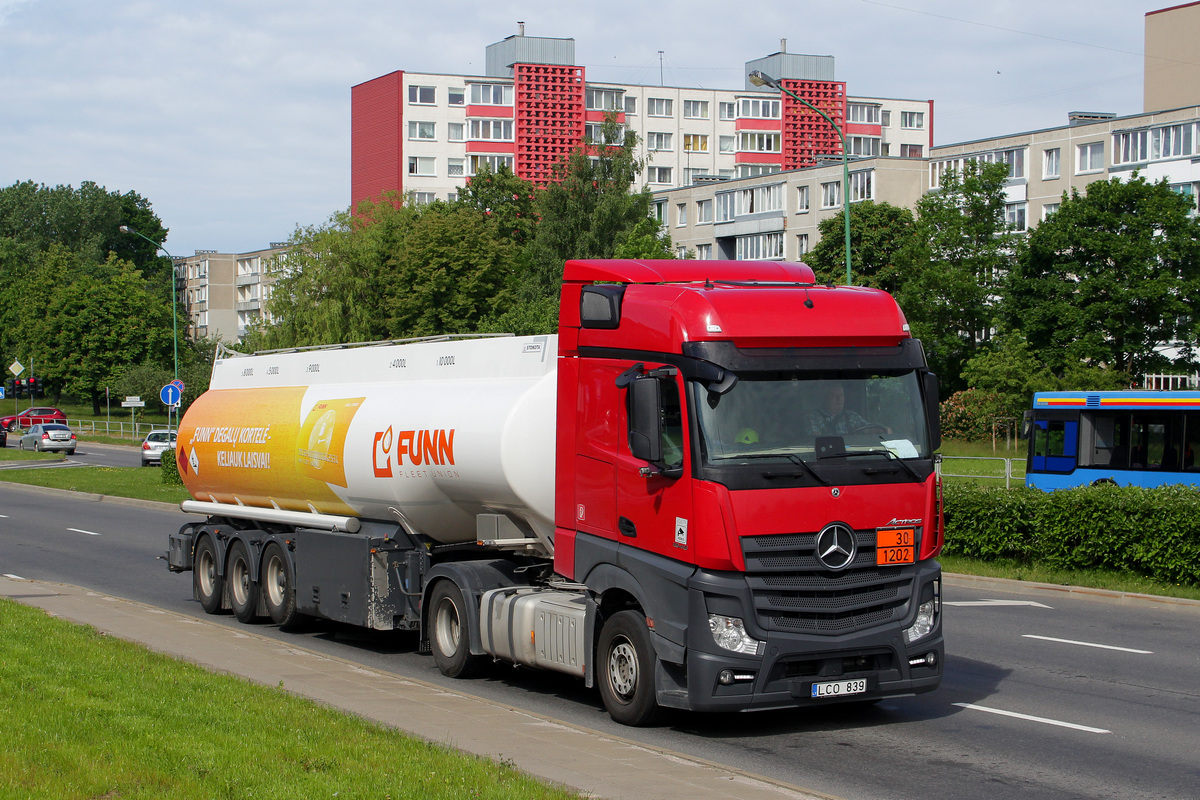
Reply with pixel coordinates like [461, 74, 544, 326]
[350, 29, 933, 210]
[172, 243, 288, 342]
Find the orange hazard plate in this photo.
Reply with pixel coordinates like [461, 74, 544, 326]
[876, 527, 915, 566]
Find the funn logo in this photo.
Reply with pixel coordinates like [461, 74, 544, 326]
[396, 429, 455, 466]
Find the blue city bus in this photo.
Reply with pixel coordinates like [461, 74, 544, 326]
[1025, 391, 1200, 490]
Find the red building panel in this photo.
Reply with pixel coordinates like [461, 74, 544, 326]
[513, 63, 586, 185]
[734, 117, 783, 132]
[351, 71, 405, 211]
[779, 79, 847, 171]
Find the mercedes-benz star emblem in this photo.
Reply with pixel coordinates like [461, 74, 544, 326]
[814, 523, 857, 570]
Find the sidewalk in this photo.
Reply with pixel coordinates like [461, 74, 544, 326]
[0, 575, 835, 800]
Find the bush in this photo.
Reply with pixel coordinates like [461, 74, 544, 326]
[939, 388, 1013, 442]
[160, 447, 184, 486]
[944, 483, 1200, 587]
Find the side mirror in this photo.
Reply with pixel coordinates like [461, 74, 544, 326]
[924, 372, 941, 451]
[628, 376, 663, 463]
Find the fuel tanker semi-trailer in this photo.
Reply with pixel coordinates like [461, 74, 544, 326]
[166, 258, 945, 726]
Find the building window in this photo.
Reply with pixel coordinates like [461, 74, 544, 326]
[988, 148, 1025, 179]
[408, 85, 435, 105]
[1171, 182, 1198, 215]
[901, 111, 924, 129]
[683, 168, 708, 185]
[447, 158, 465, 177]
[1113, 130, 1149, 165]
[796, 233, 809, 256]
[676, 245, 688, 258]
[696, 243, 713, 259]
[676, 203, 687, 227]
[719, 101, 736, 120]
[736, 183, 784, 215]
[647, 98, 673, 117]
[683, 134, 708, 153]
[652, 201, 666, 225]
[822, 181, 841, 209]
[1005, 202, 1027, 232]
[469, 83, 513, 105]
[848, 136, 881, 157]
[449, 88, 465, 106]
[737, 164, 780, 178]
[469, 154, 514, 175]
[847, 103, 881, 124]
[586, 88, 623, 111]
[469, 119, 513, 141]
[683, 100, 709, 119]
[850, 170, 874, 202]
[647, 132, 673, 151]
[1077, 141, 1104, 174]
[624, 95, 637, 115]
[448, 122, 465, 142]
[719, 135, 736, 154]
[738, 132, 781, 153]
[881, 110, 891, 127]
[716, 192, 735, 222]
[796, 185, 810, 213]
[1043, 148, 1061, 179]
[647, 166, 672, 183]
[585, 122, 625, 146]
[411, 192, 437, 205]
[901, 144, 924, 159]
[408, 156, 435, 176]
[736, 232, 784, 260]
[1153, 123, 1195, 159]
[1042, 202, 1060, 220]
[407, 121, 435, 140]
[738, 97, 780, 119]
[696, 199, 713, 224]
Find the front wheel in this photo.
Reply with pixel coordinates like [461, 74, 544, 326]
[597, 610, 661, 726]
[428, 580, 486, 678]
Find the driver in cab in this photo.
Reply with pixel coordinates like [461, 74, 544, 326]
[803, 382, 889, 436]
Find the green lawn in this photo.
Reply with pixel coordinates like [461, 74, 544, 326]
[0, 598, 579, 800]
[0, 465, 189, 504]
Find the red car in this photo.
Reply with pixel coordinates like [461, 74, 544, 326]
[1, 407, 67, 432]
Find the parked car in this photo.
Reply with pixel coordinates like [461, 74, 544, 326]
[141, 430, 177, 466]
[1, 407, 67, 432]
[18, 423, 76, 455]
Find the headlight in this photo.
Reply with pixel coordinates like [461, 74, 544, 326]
[708, 614, 764, 656]
[904, 598, 938, 644]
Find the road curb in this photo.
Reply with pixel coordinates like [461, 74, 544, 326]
[944, 572, 1200, 613]
[0, 480, 181, 513]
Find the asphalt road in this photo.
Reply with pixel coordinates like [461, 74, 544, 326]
[0, 438, 143, 469]
[1, 481, 1197, 800]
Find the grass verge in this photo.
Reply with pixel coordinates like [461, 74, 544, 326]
[0, 466, 189, 505]
[940, 554, 1200, 601]
[0, 448, 62, 463]
[0, 598, 579, 800]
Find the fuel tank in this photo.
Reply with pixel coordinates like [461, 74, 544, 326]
[177, 335, 558, 545]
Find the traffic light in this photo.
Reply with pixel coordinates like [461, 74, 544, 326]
[27, 377, 40, 398]
[14, 378, 26, 398]
[4, 379, 12, 397]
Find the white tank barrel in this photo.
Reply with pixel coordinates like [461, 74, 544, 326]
[177, 335, 558, 545]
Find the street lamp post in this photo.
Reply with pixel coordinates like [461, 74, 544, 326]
[748, 70, 852, 285]
[120, 225, 180, 435]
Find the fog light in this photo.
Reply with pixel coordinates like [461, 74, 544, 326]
[708, 614, 765, 656]
[719, 670, 734, 685]
[908, 652, 937, 668]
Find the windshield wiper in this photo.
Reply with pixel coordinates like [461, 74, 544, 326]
[714, 451, 832, 485]
[835, 449, 923, 482]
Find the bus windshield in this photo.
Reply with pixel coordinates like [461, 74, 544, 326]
[692, 371, 930, 466]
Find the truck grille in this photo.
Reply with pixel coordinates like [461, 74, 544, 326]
[741, 530, 917, 635]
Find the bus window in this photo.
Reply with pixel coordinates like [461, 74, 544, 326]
[1031, 419, 1078, 473]
[1185, 412, 1200, 470]
[1130, 413, 1181, 470]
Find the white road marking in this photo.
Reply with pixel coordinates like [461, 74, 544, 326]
[954, 702, 1111, 734]
[944, 599, 1053, 608]
[67, 528, 102, 537]
[3, 574, 27, 580]
[1022, 634, 1153, 654]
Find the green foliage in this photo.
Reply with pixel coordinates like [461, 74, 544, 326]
[805, 201, 919, 290]
[457, 162, 537, 244]
[939, 388, 1011, 441]
[944, 483, 1200, 587]
[160, 444, 183, 486]
[1004, 175, 1200, 377]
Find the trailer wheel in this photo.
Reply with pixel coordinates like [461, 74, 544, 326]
[194, 535, 225, 614]
[428, 580, 486, 678]
[261, 542, 299, 629]
[597, 610, 661, 726]
[227, 540, 259, 623]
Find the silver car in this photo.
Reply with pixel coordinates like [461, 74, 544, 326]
[141, 430, 177, 466]
[19, 423, 76, 455]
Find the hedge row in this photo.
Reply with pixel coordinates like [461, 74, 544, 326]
[160, 448, 184, 486]
[943, 483, 1200, 587]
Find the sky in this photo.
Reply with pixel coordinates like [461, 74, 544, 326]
[0, 0, 1175, 256]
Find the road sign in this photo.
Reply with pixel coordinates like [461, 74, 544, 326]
[170, 379, 185, 392]
[121, 396, 145, 408]
[0, 387, 5, 400]
[160, 384, 181, 406]
[8, 360, 23, 377]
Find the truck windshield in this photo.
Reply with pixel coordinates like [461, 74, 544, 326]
[692, 371, 930, 466]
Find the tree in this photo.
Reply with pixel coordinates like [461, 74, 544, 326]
[457, 163, 537, 245]
[804, 200, 919, 291]
[1004, 175, 1200, 380]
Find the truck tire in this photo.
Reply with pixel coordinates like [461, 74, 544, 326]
[194, 535, 225, 614]
[597, 610, 661, 726]
[227, 540, 259, 623]
[428, 580, 486, 678]
[261, 542, 300, 629]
